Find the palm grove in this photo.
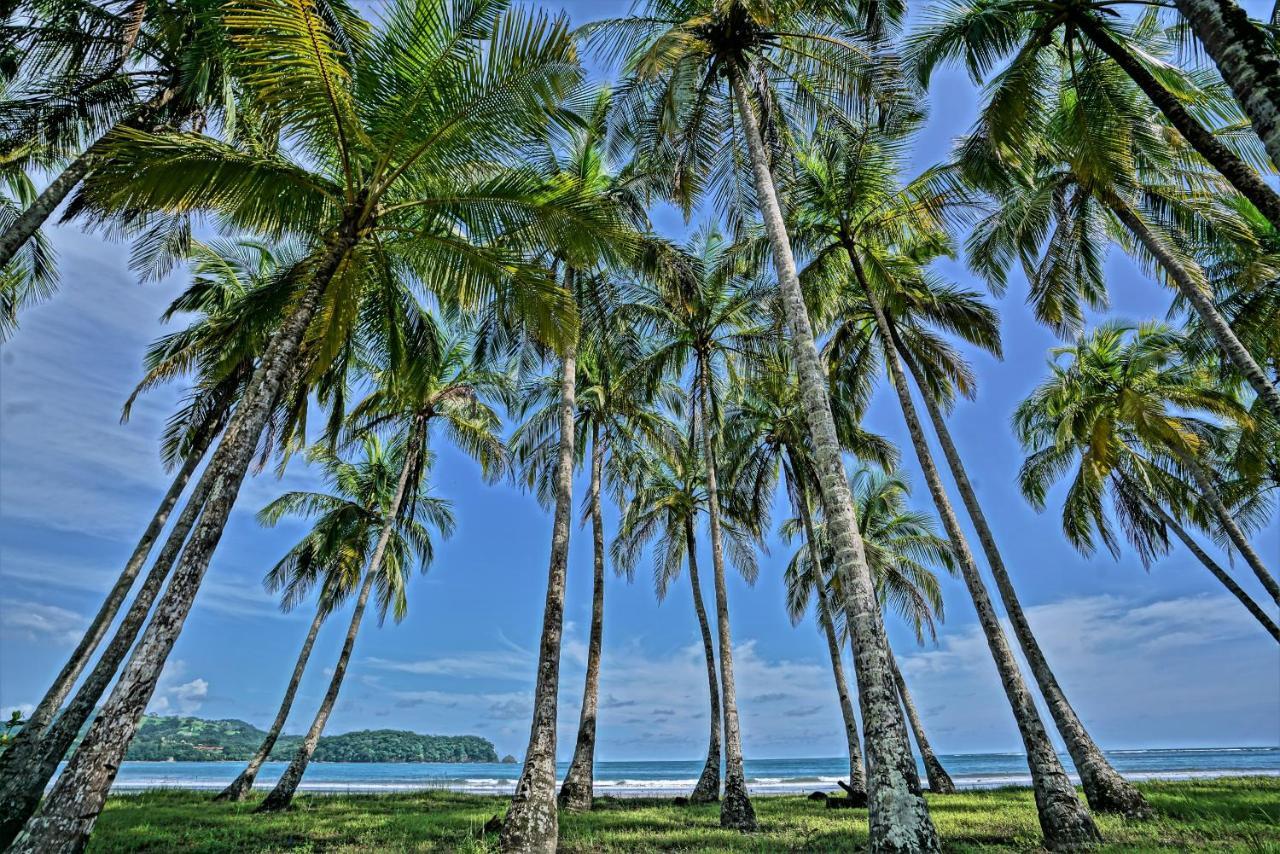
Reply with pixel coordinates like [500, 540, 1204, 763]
[0, 0, 1276, 850]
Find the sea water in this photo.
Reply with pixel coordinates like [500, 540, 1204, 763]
[104, 747, 1280, 796]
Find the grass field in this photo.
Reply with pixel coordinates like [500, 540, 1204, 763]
[86, 776, 1280, 852]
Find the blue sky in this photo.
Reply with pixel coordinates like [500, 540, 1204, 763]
[0, 0, 1276, 763]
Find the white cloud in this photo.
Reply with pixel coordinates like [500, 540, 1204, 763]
[0, 599, 85, 645]
[147, 659, 210, 716]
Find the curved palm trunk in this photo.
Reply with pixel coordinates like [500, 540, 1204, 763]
[0, 410, 217, 782]
[500, 299, 576, 854]
[887, 651, 954, 795]
[685, 518, 722, 803]
[1077, 17, 1280, 231]
[728, 66, 940, 853]
[697, 360, 756, 831]
[1131, 482, 1280, 641]
[794, 475, 866, 796]
[216, 601, 328, 802]
[900, 345, 1153, 819]
[1167, 445, 1279, 605]
[1102, 191, 1280, 424]
[10, 230, 355, 854]
[559, 426, 606, 812]
[0, 435, 220, 849]
[1171, 0, 1280, 171]
[0, 151, 93, 272]
[848, 255, 1100, 848]
[256, 571, 376, 812]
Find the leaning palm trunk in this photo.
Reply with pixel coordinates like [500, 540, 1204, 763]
[0, 428, 221, 850]
[256, 571, 377, 812]
[1168, 445, 1279, 604]
[1172, 0, 1280, 172]
[795, 478, 866, 797]
[217, 600, 328, 802]
[11, 233, 355, 853]
[685, 518, 722, 803]
[1130, 480, 1280, 641]
[0, 407, 218, 780]
[697, 360, 756, 831]
[0, 151, 93, 271]
[500, 294, 577, 854]
[1102, 191, 1280, 424]
[258, 416, 421, 813]
[728, 66, 940, 852]
[848, 256, 1101, 848]
[887, 651, 954, 794]
[900, 344, 1153, 819]
[559, 426, 607, 812]
[1076, 18, 1280, 231]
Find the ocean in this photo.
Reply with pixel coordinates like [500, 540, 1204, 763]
[106, 747, 1280, 796]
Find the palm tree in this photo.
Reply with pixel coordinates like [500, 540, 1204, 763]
[612, 428, 761, 805]
[727, 347, 896, 798]
[1015, 321, 1279, 639]
[497, 91, 638, 851]
[592, 2, 940, 842]
[927, 10, 1280, 422]
[0, 238, 305, 849]
[255, 437, 454, 811]
[908, 2, 1280, 230]
[624, 225, 771, 829]
[11, 2, 596, 847]
[793, 118, 1113, 836]
[0, 0, 253, 305]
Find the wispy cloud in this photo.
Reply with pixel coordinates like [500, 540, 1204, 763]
[0, 599, 85, 645]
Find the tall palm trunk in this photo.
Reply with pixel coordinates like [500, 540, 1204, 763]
[728, 65, 940, 853]
[256, 571, 377, 812]
[685, 518, 722, 804]
[11, 230, 355, 854]
[216, 600, 328, 802]
[0, 151, 93, 271]
[887, 651, 954, 794]
[697, 359, 756, 831]
[258, 416, 420, 813]
[1129, 480, 1280, 641]
[1168, 446, 1279, 602]
[794, 475, 866, 796]
[0, 407, 219, 781]
[501, 285, 577, 854]
[899, 339, 1153, 818]
[559, 425, 606, 812]
[1171, 0, 1280, 171]
[1077, 17, 1280, 231]
[847, 254, 1101, 848]
[1102, 191, 1280, 423]
[0, 425, 221, 850]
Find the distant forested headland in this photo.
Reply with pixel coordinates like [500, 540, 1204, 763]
[70, 716, 499, 763]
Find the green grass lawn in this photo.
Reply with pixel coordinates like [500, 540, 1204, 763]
[86, 776, 1280, 852]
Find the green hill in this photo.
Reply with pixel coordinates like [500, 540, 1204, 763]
[81, 716, 498, 763]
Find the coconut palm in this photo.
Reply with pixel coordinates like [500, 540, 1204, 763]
[591, 1, 939, 840]
[496, 93, 639, 852]
[611, 426, 762, 805]
[254, 437, 454, 811]
[10, 1, 598, 846]
[0, 238, 308, 849]
[908, 1, 1280, 231]
[726, 346, 897, 798]
[931, 11, 1280, 422]
[792, 117, 1113, 836]
[0, 0, 259, 309]
[1015, 321, 1279, 639]
[623, 224, 771, 829]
